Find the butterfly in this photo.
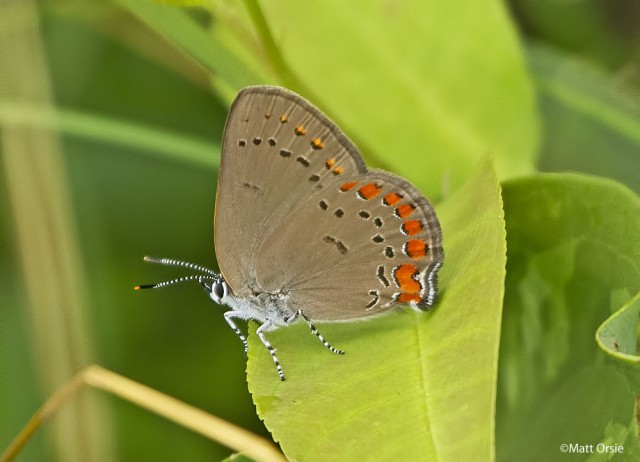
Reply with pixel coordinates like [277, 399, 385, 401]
[136, 86, 444, 380]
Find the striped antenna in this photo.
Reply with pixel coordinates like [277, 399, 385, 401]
[135, 274, 216, 291]
[135, 257, 220, 291]
[142, 256, 218, 276]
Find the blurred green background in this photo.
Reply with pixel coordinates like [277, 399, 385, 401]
[1, 1, 638, 460]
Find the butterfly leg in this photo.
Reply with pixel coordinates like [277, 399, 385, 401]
[256, 320, 286, 381]
[286, 310, 345, 355]
[223, 311, 249, 356]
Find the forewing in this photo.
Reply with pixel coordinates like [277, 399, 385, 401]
[214, 86, 367, 296]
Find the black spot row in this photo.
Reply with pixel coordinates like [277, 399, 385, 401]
[365, 290, 379, 309]
[377, 266, 390, 287]
[385, 246, 394, 258]
[323, 235, 348, 254]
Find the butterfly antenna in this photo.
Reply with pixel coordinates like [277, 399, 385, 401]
[142, 256, 218, 276]
[135, 274, 215, 291]
[136, 257, 218, 290]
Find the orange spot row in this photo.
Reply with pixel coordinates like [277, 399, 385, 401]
[280, 114, 289, 123]
[402, 220, 423, 236]
[295, 125, 307, 136]
[405, 239, 427, 259]
[340, 181, 359, 192]
[396, 203, 415, 218]
[358, 182, 382, 200]
[326, 158, 336, 169]
[333, 166, 344, 175]
[398, 293, 421, 304]
[311, 138, 324, 149]
[393, 264, 421, 293]
[383, 192, 403, 206]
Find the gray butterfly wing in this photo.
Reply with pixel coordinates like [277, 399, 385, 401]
[214, 86, 367, 298]
[254, 168, 444, 321]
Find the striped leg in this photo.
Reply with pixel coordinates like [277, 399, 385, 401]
[223, 311, 249, 355]
[286, 310, 345, 355]
[256, 321, 285, 381]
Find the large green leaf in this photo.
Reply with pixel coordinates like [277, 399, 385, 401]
[497, 174, 640, 461]
[530, 44, 640, 194]
[246, 160, 506, 460]
[119, 1, 539, 196]
[209, 0, 539, 198]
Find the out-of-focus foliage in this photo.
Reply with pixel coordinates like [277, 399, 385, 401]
[1, 1, 638, 460]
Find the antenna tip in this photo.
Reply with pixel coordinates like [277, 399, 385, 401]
[143, 256, 165, 264]
[134, 284, 155, 290]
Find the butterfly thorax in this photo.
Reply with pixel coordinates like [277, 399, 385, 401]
[214, 283, 293, 327]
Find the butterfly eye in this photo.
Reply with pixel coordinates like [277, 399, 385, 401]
[211, 279, 227, 303]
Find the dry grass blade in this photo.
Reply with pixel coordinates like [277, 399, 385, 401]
[1, 365, 285, 462]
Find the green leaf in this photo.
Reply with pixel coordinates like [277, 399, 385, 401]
[214, 0, 539, 198]
[596, 292, 640, 397]
[246, 159, 506, 461]
[497, 173, 640, 461]
[530, 44, 640, 194]
[109, 0, 541, 195]
[597, 293, 640, 365]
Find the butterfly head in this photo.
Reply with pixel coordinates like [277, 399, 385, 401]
[202, 274, 229, 305]
[135, 256, 227, 303]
